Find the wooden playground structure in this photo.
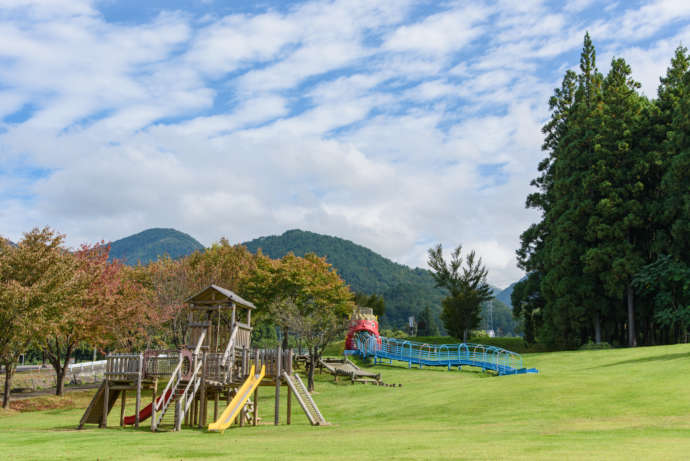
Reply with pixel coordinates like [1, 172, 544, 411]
[78, 285, 327, 432]
[318, 357, 382, 385]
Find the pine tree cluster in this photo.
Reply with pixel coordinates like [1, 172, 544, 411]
[513, 34, 690, 349]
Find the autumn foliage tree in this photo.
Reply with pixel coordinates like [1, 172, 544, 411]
[246, 252, 355, 391]
[135, 240, 256, 347]
[40, 242, 155, 396]
[0, 228, 71, 407]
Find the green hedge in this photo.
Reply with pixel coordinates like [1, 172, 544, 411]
[404, 336, 549, 354]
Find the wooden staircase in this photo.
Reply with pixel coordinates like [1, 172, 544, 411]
[152, 355, 184, 431]
[282, 371, 327, 426]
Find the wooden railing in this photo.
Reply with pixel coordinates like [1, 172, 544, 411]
[255, 348, 293, 378]
[105, 354, 142, 381]
[143, 350, 179, 378]
[177, 360, 203, 431]
[152, 357, 183, 431]
[236, 323, 251, 349]
[221, 325, 238, 366]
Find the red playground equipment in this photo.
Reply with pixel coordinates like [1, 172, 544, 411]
[345, 307, 381, 350]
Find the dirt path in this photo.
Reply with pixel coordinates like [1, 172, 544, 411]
[10, 384, 100, 400]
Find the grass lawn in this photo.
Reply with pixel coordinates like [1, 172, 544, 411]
[1, 343, 690, 460]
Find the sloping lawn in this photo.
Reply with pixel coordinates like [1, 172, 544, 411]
[1, 344, 689, 460]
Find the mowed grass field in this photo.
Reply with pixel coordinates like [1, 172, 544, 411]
[1, 344, 690, 460]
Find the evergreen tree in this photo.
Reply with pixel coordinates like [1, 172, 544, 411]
[427, 244, 493, 341]
[517, 36, 690, 348]
[540, 33, 606, 347]
[583, 57, 646, 346]
[662, 53, 690, 263]
[417, 305, 440, 336]
[353, 292, 385, 318]
[515, 69, 577, 344]
[511, 272, 544, 343]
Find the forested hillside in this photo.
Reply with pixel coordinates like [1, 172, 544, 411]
[481, 299, 519, 336]
[109, 228, 204, 265]
[244, 229, 446, 329]
[492, 283, 519, 308]
[104, 227, 521, 335]
[514, 35, 690, 348]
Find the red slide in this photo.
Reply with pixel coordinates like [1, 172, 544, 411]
[123, 388, 172, 425]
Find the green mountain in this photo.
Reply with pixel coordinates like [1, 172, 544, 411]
[109, 228, 204, 265]
[243, 229, 446, 330]
[107, 227, 522, 335]
[491, 282, 519, 308]
[496, 282, 518, 307]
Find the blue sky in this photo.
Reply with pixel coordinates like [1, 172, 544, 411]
[1, 0, 689, 287]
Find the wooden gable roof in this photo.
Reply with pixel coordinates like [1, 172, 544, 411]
[185, 284, 256, 309]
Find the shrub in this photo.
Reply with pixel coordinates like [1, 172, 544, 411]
[579, 341, 613, 350]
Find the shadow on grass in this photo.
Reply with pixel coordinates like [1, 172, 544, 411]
[53, 423, 209, 433]
[590, 351, 690, 369]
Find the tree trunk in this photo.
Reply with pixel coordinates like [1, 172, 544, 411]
[282, 327, 289, 350]
[307, 347, 315, 392]
[46, 338, 74, 396]
[55, 367, 65, 396]
[3, 362, 15, 409]
[627, 284, 636, 347]
[593, 311, 601, 344]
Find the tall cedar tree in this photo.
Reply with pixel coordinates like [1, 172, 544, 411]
[662, 52, 690, 263]
[514, 69, 577, 344]
[541, 33, 607, 347]
[516, 37, 690, 347]
[583, 57, 647, 347]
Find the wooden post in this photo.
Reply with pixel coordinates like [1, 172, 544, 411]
[151, 377, 158, 432]
[214, 392, 219, 422]
[175, 399, 182, 431]
[135, 354, 142, 429]
[253, 349, 259, 427]
[200, 351, 207, 428]
[286, 385, 292, 425]
[274, 346, 281, 426]
[101, 379, 109, 428]
[120, 390, 127, 427]
[226, 389, 231, 426]
[192, 395, 198, 427]
[253, 386, 259, 427]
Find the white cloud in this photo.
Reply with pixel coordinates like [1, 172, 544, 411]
[1, 0, 687, 288]
[385, 5, 490, 56]
[186, 12, 301, 77]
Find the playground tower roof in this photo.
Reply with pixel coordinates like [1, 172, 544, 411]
[185, 284, 256, 309]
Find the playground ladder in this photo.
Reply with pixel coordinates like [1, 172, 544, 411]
[176, 360, 203, 431]
[152, 357, 184, 431]
[282, 371, 327, 426]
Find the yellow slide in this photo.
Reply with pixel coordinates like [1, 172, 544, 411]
[208, 364, 265, 433]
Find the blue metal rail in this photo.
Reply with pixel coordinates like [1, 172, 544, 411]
[353, 334, 538, 376]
